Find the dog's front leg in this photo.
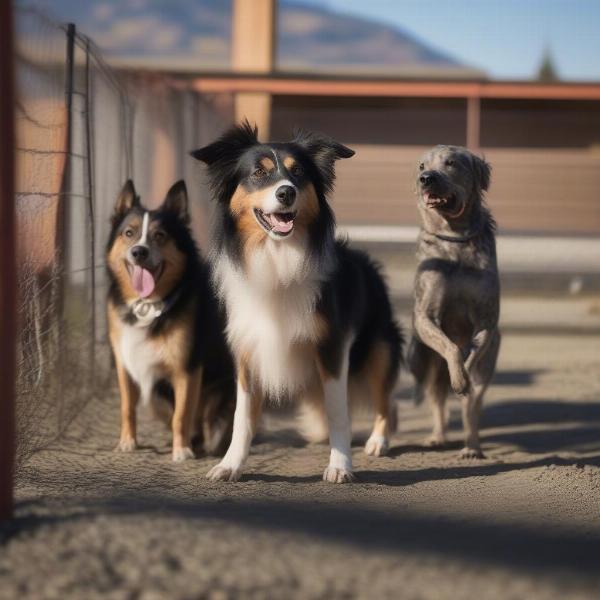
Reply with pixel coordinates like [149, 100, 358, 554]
[171, 367, 202, 462]
[207, 374, 262, 482]
[319, 344, 355, 483]
[114, 355, 139, 452]
[414, 312, 469, 395]
[464, 329, 492, 373]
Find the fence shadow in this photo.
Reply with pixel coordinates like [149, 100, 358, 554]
[4, 483, 600, 578]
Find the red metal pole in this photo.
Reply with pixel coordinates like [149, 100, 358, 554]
[0, 0, 16, 520]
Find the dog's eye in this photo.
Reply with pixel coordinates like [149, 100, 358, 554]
[445, 159, 455, 167]
[253, 167, 267, 179]
[153, 231, 166, 243]
[291, 164, 304, 177]
[418, 163, 425, 171]
[124, 228, 134, 238]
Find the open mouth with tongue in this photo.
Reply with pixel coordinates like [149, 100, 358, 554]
[127, 262, 163, 298]
[253, 208, 297, 238]
[422, 192, 464, 218]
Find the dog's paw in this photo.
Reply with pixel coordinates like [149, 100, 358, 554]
[450, 366, 470, 395]
[459, 446, 485, 459]
[423, 434, 447, 448]
[364, 434, 389, 457]
[206, 463, 242, 482]
[323, 466, 356, 483]
[115, 438, 137, 452]
[172, 446, 195, 463]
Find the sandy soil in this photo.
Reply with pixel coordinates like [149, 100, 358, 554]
[2, 326, 600, 599]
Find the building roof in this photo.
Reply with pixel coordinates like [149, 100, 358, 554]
[187, 74, 600, 101]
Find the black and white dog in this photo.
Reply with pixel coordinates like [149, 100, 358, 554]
[192, 123, 403, 483]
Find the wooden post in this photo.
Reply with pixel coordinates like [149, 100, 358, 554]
[231, 0, 276, 139]
[466, 95, 481, 150]
[0, 0, 16, 520]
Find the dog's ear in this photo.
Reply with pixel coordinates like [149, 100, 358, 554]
[473, 155, 491, 192]
[191, 121, 259, 203]
[293, 130, 354, 163]
[293, 130, 354, 193]
[162, 180, 189, 224]
[190, 120, 259, 166]
[114, 179, 139, 216]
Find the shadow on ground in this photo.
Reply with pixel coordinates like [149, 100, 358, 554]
[3, 480, 600, 580]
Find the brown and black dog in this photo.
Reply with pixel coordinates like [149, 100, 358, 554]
[106, 179, 235, 461]
[409, 145, 500, 459]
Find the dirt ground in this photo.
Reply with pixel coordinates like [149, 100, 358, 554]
[2, 301, 600, 599]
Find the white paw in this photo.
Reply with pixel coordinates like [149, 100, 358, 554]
[206, 463, 242, 482]
[323, 466, 355, 483]
[364, 435, 389, 457]
[115, 438, 137, 452]
[459, 446, 485, 459]
[172, 446, 195, 463]
[424, 434, 447, 448]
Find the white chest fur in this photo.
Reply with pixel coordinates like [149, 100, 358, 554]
[118, 322, 166, 404]
[214, 240, 327, 400]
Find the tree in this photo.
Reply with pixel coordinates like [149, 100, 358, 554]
[537, 47, 559, 82]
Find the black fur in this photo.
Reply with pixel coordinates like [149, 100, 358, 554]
[317, 241, 403, 384]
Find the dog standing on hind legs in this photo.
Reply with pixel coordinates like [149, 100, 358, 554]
[409, 145, 500, 459]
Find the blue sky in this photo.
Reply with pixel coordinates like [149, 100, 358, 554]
[298, 0, 600, 80]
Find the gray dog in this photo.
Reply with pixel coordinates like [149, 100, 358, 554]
[409, 145, 500, 458]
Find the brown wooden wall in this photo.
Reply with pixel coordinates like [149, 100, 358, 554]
[331, 145, 600, 235]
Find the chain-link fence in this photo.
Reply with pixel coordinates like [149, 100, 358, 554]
[14, 6, 233, 470]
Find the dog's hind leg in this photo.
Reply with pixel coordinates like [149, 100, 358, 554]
[423, 354, 450, 448]
[297, 388, 329, 444]
[408, 336, 431, 404]
[459, 387, 485, 459]
[459, 329, 500, 459]
[171, 367, 203, 462]
[364, 342, 394, 457]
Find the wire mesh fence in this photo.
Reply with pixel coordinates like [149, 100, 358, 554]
[14, 6, 233, 471]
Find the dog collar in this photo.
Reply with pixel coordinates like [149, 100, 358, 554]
[425, 229, 481, 243]
[128, 286, 183, 327]
[130, 298, 165, 326]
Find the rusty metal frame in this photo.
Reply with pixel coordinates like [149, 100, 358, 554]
[0, 0, 16, 520]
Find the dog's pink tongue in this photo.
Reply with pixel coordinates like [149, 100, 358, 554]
[268, 213, 294, 234]
[132, 265, 155, 298]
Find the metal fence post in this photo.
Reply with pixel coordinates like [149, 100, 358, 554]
[54, 22, 76, 429]
[0, 0, 17, 520]
[84, 37, 96, 376]
[59, 23, 75, 274]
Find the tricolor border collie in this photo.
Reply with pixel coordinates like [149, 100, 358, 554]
[192, 123, 403, 483]
[106, 180, 235, 461]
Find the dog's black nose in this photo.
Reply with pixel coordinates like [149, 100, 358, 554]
[419, 172, 436, 186]
[275, 185, 296, 208]
[131, 245, 149, 261]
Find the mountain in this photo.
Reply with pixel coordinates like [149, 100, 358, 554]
[31, 0, 484, 77]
